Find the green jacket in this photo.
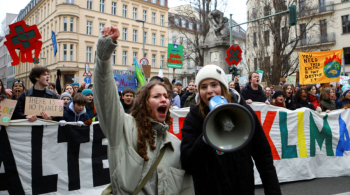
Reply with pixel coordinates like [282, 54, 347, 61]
[320, 99, 336, 111]
[94, 35, 194, 195]
[184, 93, 196, 107]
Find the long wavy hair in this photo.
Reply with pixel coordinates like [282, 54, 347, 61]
[197, 81, 232, 119]
[130, 82, 173, 161]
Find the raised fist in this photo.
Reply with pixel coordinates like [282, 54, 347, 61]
[102, 26, 120, 42]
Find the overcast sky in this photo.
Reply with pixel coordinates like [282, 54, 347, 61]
[0, 0, 247, 32]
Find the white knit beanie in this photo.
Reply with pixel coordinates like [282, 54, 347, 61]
[195, 65, 228, 90]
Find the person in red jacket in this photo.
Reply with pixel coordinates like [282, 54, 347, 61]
[306, 84, 320, 111]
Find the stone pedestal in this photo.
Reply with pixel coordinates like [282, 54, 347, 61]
[202, 38, 231, 74]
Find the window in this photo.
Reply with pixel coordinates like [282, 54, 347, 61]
[254, 58, 257, 70]
[63, 17, 67, 31]
[172, 35, 176, 44]
[282, 27, 288, 43]
[66, 0, 74, 4]
[112, 2, 116, 15]
[160, 35, 164, 46]
[144, 53, 147, 58]
[252, 8, 257, 19]
[86, 47, 92, 62]
[123, 5, 127, 17]
[197, 24, 200, 31]
[320, 20, 327, 42]
[152, 54, 156, 67]
[189, 23, 193, 30]
[112, 50, 116, 64]
[151, 0, 156, 3]
[264, 30, 269, 46]
[160, 0, 165, 6]
[123, 28, 127, 40]
[253, 32, 257, 46]
[100, 0, 105, 12]
[133, 29, 137, 42]
[180, 37, 183, 45]
[344, 47, 350, 64]
[160, 14, 164, 26]
[342, 15, 350, 34]
[264, 6, 270, 16]
[87, 0, 92, 9]
[187, 39, 192, 48]
[70, 17, 73, 31]
[181, 19, 186, 28]
[187, 59, 191, 68]
[144, 32, 147, 43]
[63, 44, 67, 61]
[99, 23, 105, 32]
[87, 21, 92, 35]
[152, 33, 156, 45]
[152, 12, 156, 24]
[161, 55, 164, 67]
[300, 23, 307, 45]
[70, 44, 73, 61]
[133, 52, 137, 61]
[143, 10, 147, 21]
[299, 0, 306, 17]
[133, 7, 137, 19]
[175, 18, 179, 25]
[123, 51, 127, 65]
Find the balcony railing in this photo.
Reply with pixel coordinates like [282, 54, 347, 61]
[296, 32, 336, 47]
[298, 1, 334, 18]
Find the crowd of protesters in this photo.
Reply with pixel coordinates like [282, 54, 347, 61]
[0, 26, 349, 195]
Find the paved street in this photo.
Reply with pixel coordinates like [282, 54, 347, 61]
[255, 176, 350, 195]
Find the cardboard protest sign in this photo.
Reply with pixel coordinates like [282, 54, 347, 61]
[340, 76, 350, 85]
[0, 99, 17, 126]
[299, 49, 343, 84]
[25, 97, 64, 117]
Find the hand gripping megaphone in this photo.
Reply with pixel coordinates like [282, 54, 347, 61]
[203, 95, 255, 153]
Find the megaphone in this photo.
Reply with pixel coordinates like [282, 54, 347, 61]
[203, 95, 255, 153]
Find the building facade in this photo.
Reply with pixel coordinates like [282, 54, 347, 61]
[246, 0, 350, 85]
[0, 13, 17, 88]
[16, 0, 169, 88]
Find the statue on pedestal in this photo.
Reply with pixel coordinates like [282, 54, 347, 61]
[206, 10, 230, 43]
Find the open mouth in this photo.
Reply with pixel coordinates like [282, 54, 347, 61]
[157, 106, 167, 115]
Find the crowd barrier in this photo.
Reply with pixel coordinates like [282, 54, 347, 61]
[1, 103, 350, 194]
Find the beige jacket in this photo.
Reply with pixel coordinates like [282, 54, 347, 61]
[93, 36, 194, 195]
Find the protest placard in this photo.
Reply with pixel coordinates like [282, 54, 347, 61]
[24, 97, 64, 117]
[0, 99, 17, 126]
[286, 75, 296, 85]
[340, 76, 350, 85]
[299, 49, 343, 84]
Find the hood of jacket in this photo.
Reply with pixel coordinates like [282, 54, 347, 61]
[67, 100, 87, 120]
[246, 82, 264, 94]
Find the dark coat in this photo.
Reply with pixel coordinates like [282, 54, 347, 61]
[12, 87, 61, 121]
[240, 83, 267, 103]
[180, 92, 281, 195]
[184, 93, 196, 107]
[285, 96, 295, 110]
[63, 101, 90, 122]
[181, 90, 193, 108]
[294, 99, 315, 110]
[320, 99, 336, 111]
[234, 82, 241, 94]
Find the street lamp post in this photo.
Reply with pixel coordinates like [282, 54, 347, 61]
[135, 19, 145, 58]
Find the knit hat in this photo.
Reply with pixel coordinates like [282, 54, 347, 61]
[273, 90, 284, 99]
[60, 92, 72, 100]
[82, 89, 93, 96]
[342, 84, 350, 97]
[174, 81, 182, 85]
[195, 65, 228, 90]
[71, 82, 79, 87]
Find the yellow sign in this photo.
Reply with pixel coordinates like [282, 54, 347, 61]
[299, 49, 343, 85]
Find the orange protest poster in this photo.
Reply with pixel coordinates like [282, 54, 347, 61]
[299, 49, 343, 85]
[0, 99, 17, 126]
[24, 97, 64, 117]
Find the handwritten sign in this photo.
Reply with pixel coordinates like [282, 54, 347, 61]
[114, 74, 137, 91]
[286, 76, 296, 85]
[239, 76, 248, 86]
[113, 69, 135, 76]
[0, 99, 17, 126]
[340, 76, 350, 85]
[299, 49, 342, 84]
[25, 97, 64, 117]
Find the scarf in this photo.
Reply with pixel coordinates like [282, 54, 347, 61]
[274, 101, 284, 107]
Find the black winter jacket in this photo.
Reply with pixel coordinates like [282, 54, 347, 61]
[181, 90, 193, 108]
[180, 92, 281, 195]
[285, 96, 295, 110]
[240, 83, 267, 103]
[12, 87, 61, 121]
[294, 99, 315, 110]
